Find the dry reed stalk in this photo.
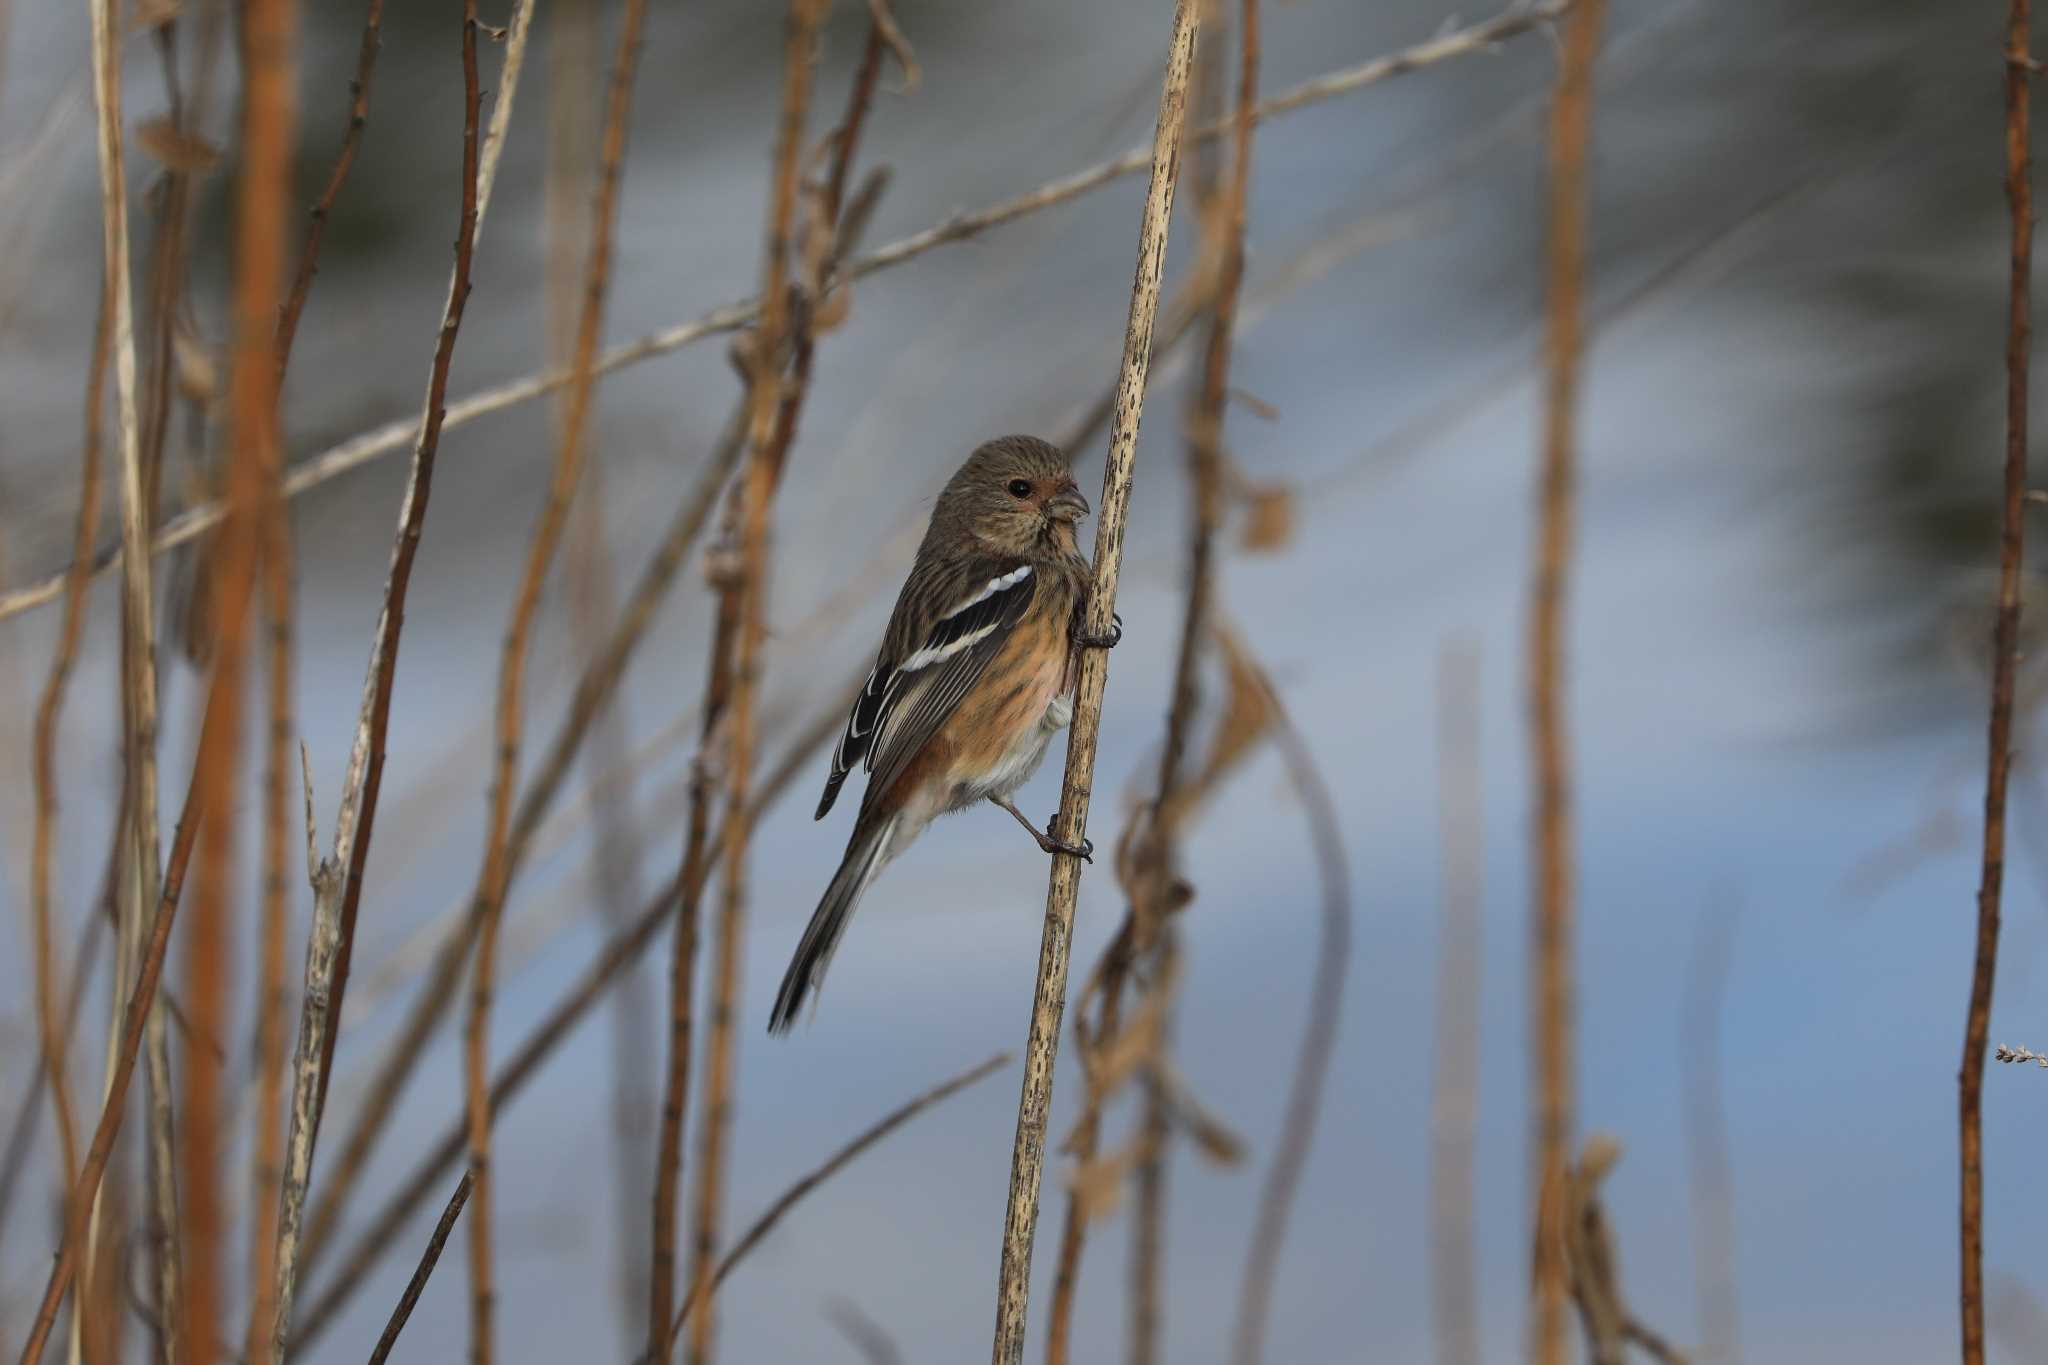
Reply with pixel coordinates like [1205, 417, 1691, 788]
[28, 277, 110, 1236]
[1222, 628, 1351, 1365]
[365, 1173, 472, 1365]
[667, 1053, 1010, 1346]
[274, 0, 386, 376]
[1043, 949, 1126, 1365]
[1681, 898, 1739, 1362]
[288, 704, 843, 1355]
[243, 241, 301, 1365]
[990, 5, 1199, 1363]
[180, 0, 296, 1353]
[16, 754, 204, 1365]
[682, 6, 833, 1361]
[1529, 0, 1603, 1360]
[83, 0, 165, 1349]
[1429, 641, 1483, 1365]
[461, 0, 650, 1353]
[0, 3, 1562, 629]
[547, 0, 653, 1333]
[1963, 3, 2033, 1360]
[268, 0, 522, 1346]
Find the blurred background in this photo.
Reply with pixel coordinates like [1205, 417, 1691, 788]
[1, 0, 2042, 1360]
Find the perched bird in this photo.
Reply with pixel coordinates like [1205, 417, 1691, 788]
[768, 435, 1118, 1034]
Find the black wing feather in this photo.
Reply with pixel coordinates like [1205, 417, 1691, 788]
[814, 564, 1035, 820]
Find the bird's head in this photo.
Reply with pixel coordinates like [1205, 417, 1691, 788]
[936, 434, 1090, 561]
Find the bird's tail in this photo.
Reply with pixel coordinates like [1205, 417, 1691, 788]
[768, 815, 898, 1034]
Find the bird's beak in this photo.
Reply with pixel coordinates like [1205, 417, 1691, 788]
[1046, 481, 1090, 524]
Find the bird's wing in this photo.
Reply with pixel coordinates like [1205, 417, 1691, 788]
[814, 559, 1037, 821]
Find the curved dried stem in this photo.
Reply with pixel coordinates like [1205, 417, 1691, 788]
[0, 4, 1563, 630]
[1963, 2, 2033, 1361]
[990, 5, 1199, 1363]
[1220, 629, 1351, 1365]
[28, 269, 111, 1240]
[1529, 1, 1604, 1360]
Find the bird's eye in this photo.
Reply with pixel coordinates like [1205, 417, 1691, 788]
[1007, 479, 1033, 499]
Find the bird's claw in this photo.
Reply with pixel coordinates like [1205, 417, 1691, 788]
[1036, 819, 1094, 864]
[1076, 613, 1123, 650]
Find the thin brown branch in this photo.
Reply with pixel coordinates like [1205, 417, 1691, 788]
[273, 0, 385, 376]
[669, 1054, 1010, 1346]
[180, 0, 295, 1353]
[365, 1173, 472, 1365]
[268, 0, 523, 1348]
[683, 6, 831, 1362]
[463, 0, 650, 1353]
[991, 4, 1199, 1363]
[1042, 951, 1126, 1365]
[1221, 629, 1351, 1365]
[287, 701, 844, 1357]
[1430, 640, 1483, 1365]
[28, 264, 111, 1238]
[17, 755, 204, 1365]
[1965, 4, 2033, 1360]
[0, 3, 1561, 629]
[1529, 1, 1604, 1360]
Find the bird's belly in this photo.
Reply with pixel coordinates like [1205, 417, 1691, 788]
[942, 647, 1073, 811]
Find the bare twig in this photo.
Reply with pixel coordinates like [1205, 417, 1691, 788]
[269, 0, 525, 1348]
[1529, 1, 1604, 1360]
[1222, 629, 1351, 1365]
[0, 4, 1561, 629]
[365, 1173, 472, 1365]
[683, 7, 832, 1363]
[1430, 641, 1483, 1365]
[991, 5, 1199, 1363]
[462, 0, 649, 1354]
[28, 267, 110, 1237]
[669, 1054, 1010, 1345]
[1964, 4, 2033, 1361]
[273, 0, 385, 375]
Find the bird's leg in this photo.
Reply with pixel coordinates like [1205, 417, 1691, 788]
[988, 794, 1093, 863]
[1074, 611, 1123, 650]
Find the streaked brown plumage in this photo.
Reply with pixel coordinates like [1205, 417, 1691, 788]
[769, 435, 1095, 1034]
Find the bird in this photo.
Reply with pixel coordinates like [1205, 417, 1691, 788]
[767, 434, 1119, 1034]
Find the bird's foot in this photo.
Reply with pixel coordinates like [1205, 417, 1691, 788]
[1075, 613, 1122, 650]
[990, 795, 1094, 863]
